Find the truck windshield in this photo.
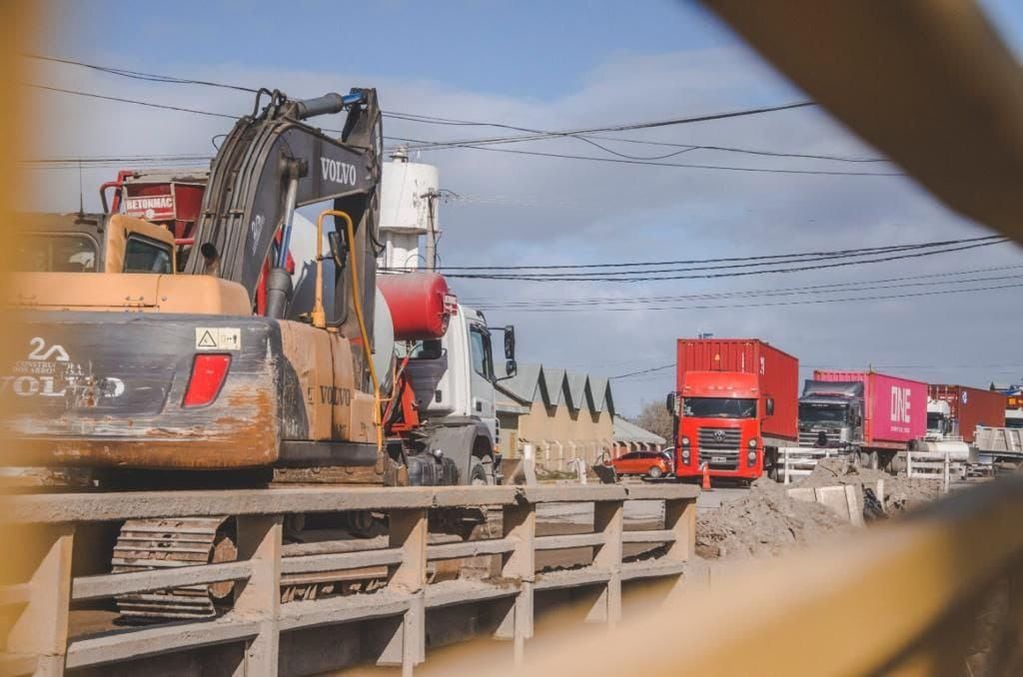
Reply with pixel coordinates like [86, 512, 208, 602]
[1007, 417, 1023, 430]
[927, 412, 945, 432]
[682, 397, 756, 419]
[799, 402, 847, 423]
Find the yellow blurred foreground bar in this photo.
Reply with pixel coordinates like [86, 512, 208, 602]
[510, 475, 1023, 676]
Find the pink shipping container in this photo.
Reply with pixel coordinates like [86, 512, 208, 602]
[813, 370, 927, 448]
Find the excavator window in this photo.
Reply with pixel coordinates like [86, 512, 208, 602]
[124, 234, 173, 274]
[15, 233, 98, 272]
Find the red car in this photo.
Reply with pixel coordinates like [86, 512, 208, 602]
[609, 450, 673, 478]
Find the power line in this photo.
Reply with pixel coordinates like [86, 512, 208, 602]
[484, 279, 1023, 315]
[29, 53, 817, 137]
[26, 54, 260, 93]
[610, 364, 674, 379]
[26, 54, 893, 170]
[390, 113, 886, 163]
[426, 235, 1002, 272]
[467, 266, 1023, 310]
[388, 134, 903, 177]
[399, 102, 818, 150]
[25, 83, 238, 119]
[444, 238, 1008, 283]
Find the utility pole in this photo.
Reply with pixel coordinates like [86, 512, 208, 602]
[422, 189, 439, 270]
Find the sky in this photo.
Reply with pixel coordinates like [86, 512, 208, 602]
[25, 0, 1023, 416]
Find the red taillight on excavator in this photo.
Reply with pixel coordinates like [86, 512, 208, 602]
[183, 354, 231, 408]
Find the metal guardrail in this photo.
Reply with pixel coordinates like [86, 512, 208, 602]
[778, 446, 840, 484]
[906, 451, 967, 493]
[0, 483, 698, 676]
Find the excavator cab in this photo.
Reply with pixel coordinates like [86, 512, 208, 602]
[16, 212, 177, 274]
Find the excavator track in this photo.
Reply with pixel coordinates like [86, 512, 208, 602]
[109, 507, 494, 622]
[112, 517, 234, 621]
[110, 515, 392, 622]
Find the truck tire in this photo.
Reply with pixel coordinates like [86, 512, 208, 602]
[857, 450, 879, 470]
[647, 466, 663, 479]
[469, 456, 493, 485]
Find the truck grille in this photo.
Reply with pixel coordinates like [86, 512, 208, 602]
[698, 427, 740, 470]
[799, 429, 842, 447]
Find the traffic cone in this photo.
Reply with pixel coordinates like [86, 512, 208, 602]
[701, 462, 712, 491]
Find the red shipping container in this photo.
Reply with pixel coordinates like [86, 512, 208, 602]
[677, 339, 799, 442]
[928, 385, 1006, 442]
[813, 371, 927, 447]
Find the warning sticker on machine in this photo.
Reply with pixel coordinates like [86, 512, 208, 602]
[195, 327, 241, 351]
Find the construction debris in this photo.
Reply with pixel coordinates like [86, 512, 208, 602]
[696, 456, 944, 561]
[695, 479, 853, 560]
[798, 456, 943, 513]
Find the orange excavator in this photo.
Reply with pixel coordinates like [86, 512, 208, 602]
[5, 88, 502, 619]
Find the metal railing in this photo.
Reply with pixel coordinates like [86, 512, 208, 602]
[0, 483, 697, 676]
[777, 446, 840, 484]
[906, 451, 963, 493]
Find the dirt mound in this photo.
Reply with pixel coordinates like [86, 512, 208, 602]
[798, 456, 942, 513]
[696, 481, 852, 560]
[696, 456, 945, 561]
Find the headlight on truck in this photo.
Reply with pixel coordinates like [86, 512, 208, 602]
[681, 436, 691, 447]
[747, 450, 757, 463]
[748, 438, 757, 448]
[681, 449, 690, 463]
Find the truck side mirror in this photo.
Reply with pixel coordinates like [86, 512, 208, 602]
[766, 397, 775, 416]
[504, 358, 517, 379]
[666, 392, 677, 415]
[503, 325, 516, 360]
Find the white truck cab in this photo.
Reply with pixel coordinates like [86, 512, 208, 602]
[403, 302, 516, 483]
[926, 398, 955, 440]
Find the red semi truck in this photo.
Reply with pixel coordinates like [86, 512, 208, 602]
[799, 370, 927, 468]
[666, 339, 798, 484]
[927, 384, 1005, 443]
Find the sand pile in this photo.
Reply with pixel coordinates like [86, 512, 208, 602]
[798, 456, 943, 513]
[697, 456, 944, 561]
[696, 479, 852, 560]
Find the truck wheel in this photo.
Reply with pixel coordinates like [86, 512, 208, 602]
[647, 466, 663, 479]
[470, 456, 493, 485]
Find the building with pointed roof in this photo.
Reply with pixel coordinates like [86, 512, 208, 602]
[495, 363, 618, 471]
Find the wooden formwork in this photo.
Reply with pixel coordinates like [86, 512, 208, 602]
[0, 483, 698, 676]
